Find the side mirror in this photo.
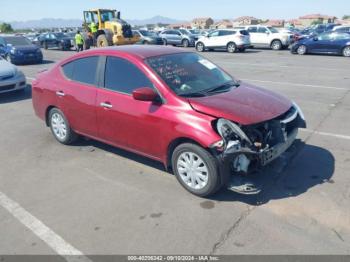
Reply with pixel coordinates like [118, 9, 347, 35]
[132, 87, 159, 102]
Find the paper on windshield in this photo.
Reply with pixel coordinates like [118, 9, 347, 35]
[198, 59, 217, 70]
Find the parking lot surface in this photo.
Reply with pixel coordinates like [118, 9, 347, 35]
[0, 48, 350, 256]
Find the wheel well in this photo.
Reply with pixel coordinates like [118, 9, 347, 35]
[227, 41, 236, 47]
[270, 39, 282, 46]
[166, 137, 203, 170]
[45, 106, 56, 126]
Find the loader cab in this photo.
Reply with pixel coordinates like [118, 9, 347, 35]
[83, 9, 121, 30]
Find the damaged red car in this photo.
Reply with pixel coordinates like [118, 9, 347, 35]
[32, 46, 306, 197]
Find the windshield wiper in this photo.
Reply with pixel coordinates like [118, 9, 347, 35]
[180, 92, 207, 97]
[204, 81, 240, 94]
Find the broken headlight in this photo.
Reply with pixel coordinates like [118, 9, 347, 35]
[216, 119, 252, 147]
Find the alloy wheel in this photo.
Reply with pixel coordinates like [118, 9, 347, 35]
[297, 45, 307, 55]
[51, 112, 67, 141]
[227, 43, 236, 53]
[176, 152, 209, 190]
[343, 46, 350, 57]
[196, 42, 204, 52]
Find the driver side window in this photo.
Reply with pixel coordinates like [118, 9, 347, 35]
[258, 27, 268, 33]
[210, 31, 219, 37]
[104, 56, 153, 95]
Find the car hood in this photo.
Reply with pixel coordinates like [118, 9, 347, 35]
[0, 59, 16, 77]
[187, 82, 292, 125]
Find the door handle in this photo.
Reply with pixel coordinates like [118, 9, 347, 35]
[56, 91, 65, 97]
[100, 102, 113, 109]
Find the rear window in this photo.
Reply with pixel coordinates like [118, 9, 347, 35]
[62, 56, 99, 86]
[219, 31, 235, 36]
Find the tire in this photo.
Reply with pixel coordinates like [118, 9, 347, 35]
[44, 42, 48, 50]
[271, 40, 282, 50]
[97, 34, 109, 48]
[58, 43, 64, 51]
[171, 143, 221, 197]
[143, 40, 150, 45]
[49, 108, 78, 145]
[196, 42, 205, 52]
[227, 42, 237, 53]
[162, 39, 167, 46]
[297, 45, 307, 55]
[4, 54, 11, 63]
[343, 46, 350, 57]
[182, 39, 190, 48]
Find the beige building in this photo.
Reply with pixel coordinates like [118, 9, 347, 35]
[299, 14, 337, 27]
[191, 17, 214, 29]
[212, 19, 234, 29]
[168, 22, 192, 29]
[232, 16, 259, 26]
[263, 19, 285, 28]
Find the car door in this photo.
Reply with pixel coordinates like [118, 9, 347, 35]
[247, 26, 258, 45]
[205, 30, 220, 47]
[56, 56, 100, 137]
[96, 55, 165, 158]
[256, 27, 270, 46]
[172, 30, 182, 45]
[309, 33, 332, 53]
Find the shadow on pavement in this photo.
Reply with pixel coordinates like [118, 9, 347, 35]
[0, 85, 32, 104]
[211, 141, 335, 205]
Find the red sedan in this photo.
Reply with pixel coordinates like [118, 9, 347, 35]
[32, 46, 306, 197]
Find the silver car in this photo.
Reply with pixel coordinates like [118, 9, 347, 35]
[0, 56, 26, 94]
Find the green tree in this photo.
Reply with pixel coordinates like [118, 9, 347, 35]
[343, 15, 350, 20]
[0, 23, 14, 33]
[311, 19, 323, 26]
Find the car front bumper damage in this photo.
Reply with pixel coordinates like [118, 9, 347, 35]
[211, 104, 306, 195]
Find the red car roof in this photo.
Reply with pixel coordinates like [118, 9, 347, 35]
[90, 45, 190, 59]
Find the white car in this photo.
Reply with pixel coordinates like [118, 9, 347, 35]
[332, 25, 350, 33]
[195, 29, 251, 53]
[0, 56, 26, 94]
[240, 25, 293, 50]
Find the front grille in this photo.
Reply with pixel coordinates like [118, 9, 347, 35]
[0, 84, 16, 91]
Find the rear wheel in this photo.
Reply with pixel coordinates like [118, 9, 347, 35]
[162, 39, 167, 46]
[343, 46, 350, 57]
[44, 42, 48, 50]
[271, 40, 282, 50]
[49, 108, 78, 145]
[227, 42, 237, 53]
[171, 143, 221, 197]
[297, 45, 307, 55]
[97, 34, 109, 48]
[196, 42, 205, 52]
[182, 39, 190, 48]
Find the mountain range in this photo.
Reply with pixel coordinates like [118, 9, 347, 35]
[2, 16, 184, 29]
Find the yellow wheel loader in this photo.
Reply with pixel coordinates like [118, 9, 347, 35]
[83, 9, 139, 48]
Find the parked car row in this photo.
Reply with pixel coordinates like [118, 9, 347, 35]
[0, 55, 26, 94]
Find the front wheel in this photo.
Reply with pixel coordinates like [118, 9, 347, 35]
[343, 46, 350, 57]
[172, 143, 221, 197]
[49, 108, 78, 145]
[196, 42, 205, 52]
[182, 39, 190, 48]
[271, 40, 282, 50]
[97, 34, 109, 48]
[227, 42, 237, 53]
[297, 45, 307, 55]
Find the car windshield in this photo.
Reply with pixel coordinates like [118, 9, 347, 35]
[268, 27, 279, 33]
[4, 37, 32, 46]
[146, 52, 238, 97]
[140, 30, 156, 37]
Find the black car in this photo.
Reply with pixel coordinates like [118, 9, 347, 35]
[38, 33, 73, 51]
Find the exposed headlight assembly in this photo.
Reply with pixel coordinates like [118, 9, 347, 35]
[217, 119, 252, 146]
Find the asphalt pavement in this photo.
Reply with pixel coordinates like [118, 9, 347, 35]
[0, 47, 349, 257]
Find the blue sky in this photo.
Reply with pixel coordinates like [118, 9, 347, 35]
[0, 0, 348, 21]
